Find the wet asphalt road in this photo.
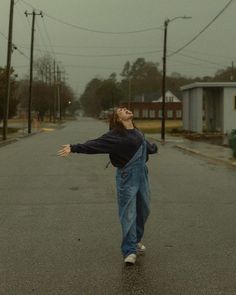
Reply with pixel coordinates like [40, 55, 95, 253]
[0, 117, 236, 295]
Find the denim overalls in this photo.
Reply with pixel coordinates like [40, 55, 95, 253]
[116, 139, 150, 257]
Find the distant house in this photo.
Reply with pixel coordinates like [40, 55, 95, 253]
[153, 90, 182, 103]
[122, 90, 182, 119]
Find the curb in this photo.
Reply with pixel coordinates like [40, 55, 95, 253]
[175, 144, 236, 168]
[175, 145, 200, 155]
[146, 136, 184, 144]
[146, 134, 236, 168]
[0, 130, 42, 148]
[0, 138, 19, 147]
[0, 123, 66, 148]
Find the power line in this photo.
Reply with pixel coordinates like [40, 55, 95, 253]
[20, 0, 163, 34]
[17, 41, 234, 66]
[11, 42, 164, 50]
[17, 47, 163, 57]
[32, 21, 45, 58]
[169, 47, 236, 61]
[20, 44, 161, 49]
[15, 3, 30, 34]
[16, 0, 44, 59]
[12, 4, 31, 59]
[0, 30, 7, 39]
[0, 2, 29, 59]
[41, 18, 56, 57]
[168, 59, 224, 70]
[17, 43, 236, 63]
[35, 18, 51, 56]
[171, 51, 226, 68]
[0, 30, 29, 60]
[21, 5, 46, 59]
[44, 13, 163, 35]
[167, 0, 234, 57]
[14, 46, 29, 59]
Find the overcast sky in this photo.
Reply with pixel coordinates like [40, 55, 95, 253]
[0, 0, 235, 96]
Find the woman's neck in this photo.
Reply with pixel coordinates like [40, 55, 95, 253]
[122, 120, 134, 130]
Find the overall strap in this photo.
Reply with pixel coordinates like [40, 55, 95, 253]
[140, 140, 147, 164]
[122, 139, 146, 170]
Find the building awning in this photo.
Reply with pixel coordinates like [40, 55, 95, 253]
[181, 82, 236, 91]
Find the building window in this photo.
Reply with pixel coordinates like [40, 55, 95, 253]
[167, 110, 173, 118]
[166, 96, 174, 103]
[142, 109, 149, 118]
[158, 110, 162, 118]
[149, 109, 155, 118]
[176, 110, 182, 119]
[133, 108, 140, 118]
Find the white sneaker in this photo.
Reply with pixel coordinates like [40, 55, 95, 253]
[124, 254, 137, 265]
[137, 242, 146, 254]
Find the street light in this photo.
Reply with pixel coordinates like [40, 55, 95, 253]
[161, 16, 192, 142]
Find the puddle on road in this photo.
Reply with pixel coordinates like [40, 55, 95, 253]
[41, 128, 55, 132]
[69, 187, 79, 191]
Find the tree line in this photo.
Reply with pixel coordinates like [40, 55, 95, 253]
[80, 57, 236, 117]
[0, 54, 77, 123]
[2, 55, 233, 121]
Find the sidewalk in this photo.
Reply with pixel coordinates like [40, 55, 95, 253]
[147, 133, 236, 168]
[0, 120, 64, 147]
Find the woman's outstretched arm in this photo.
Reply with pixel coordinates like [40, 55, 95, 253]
[57, 130, 118, 157]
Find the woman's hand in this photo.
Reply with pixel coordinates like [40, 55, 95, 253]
[57, 144, 71, 157]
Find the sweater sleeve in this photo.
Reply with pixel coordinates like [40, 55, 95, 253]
[70, 131, 117, 154]
[146, 140, 158, 154]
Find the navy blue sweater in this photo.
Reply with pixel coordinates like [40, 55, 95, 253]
[70, 128, 158, 168]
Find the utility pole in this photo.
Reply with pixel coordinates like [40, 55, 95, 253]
[48, 63, 53, 122]
[57, 64, 61, 121]
[161, 16, 191, 142]
[53, 59, 56, 123]
[60, 70, 67, 119]
[230, 61, 234, 81]
[45, 64, 49, 85]
[161, 19, 168, 142]
[128, 78, 131, 109]
[25, 10, 43, 134]
[2, 0, 14, 140]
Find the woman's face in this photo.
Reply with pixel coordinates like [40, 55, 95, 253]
[116, 107, 133, 121]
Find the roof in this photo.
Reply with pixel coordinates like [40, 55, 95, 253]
[181, 82, 236, 91]
[132, 90, 182, 102]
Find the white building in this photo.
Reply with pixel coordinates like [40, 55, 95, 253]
[181, 82, 236, 134]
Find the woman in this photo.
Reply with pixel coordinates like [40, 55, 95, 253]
[58, 107, 158, 265]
